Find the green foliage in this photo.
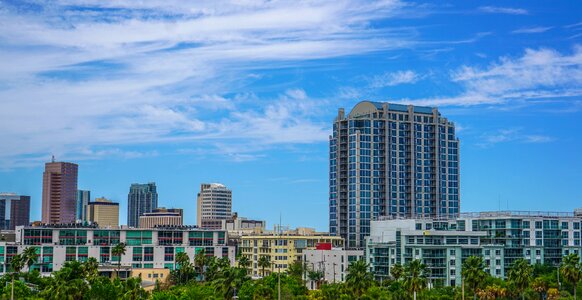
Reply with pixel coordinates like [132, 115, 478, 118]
[345, 260, 374, 298]
[462, 255, 487, 298]
[404, 259, 428, 295]
[561, 253, 582, 298]
[508, 258, 534, 299]
[7, 251, 582, 300]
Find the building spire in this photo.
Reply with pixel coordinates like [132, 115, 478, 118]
[51, 155, 55, 163]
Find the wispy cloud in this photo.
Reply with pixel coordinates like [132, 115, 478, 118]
[401, 45, 582, 107]
[477, 128, 553, 147]
[478, 6, 528, 15]
[0, 0, 418, 168]
[512, 26, 553, 34]
[369, 70, 420, 88]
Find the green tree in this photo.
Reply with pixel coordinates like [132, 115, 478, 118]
[308, 270, 324, 290]
[213, 266, 249, 298]
[120, 277, 148, 299]
[531, 277, 548, 300]
[22, 246, 39, 273]
[9, 253, 25, 300]
[287, 261, 304, 281]
[345, 260, 374, 298]
[390, 263, 404, 281]
[238, 255, 251, 270]
[173, 251, 194, 285]
[561, 253, 582, 300]
[462, 255, 488, 300]
[508, 258, 533, 300]
[84, 257, 100, 280]
[258, 255, 271, 278]
[404, 259, 428, 300]
[194, 249, 206, 281]
[111, 242, 127, 279]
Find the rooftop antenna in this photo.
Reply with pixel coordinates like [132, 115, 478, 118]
[51, 155, 55, 163]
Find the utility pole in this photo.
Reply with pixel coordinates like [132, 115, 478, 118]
[333, 262, 336, 283]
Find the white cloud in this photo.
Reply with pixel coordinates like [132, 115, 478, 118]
[401, 46, 582, 106]
[0, 0, 415, 168]
[477, 128, 553, 147]
[512, 26, 553, 34]
[478, 6, 528, 15]
[369, 70, 420, 88]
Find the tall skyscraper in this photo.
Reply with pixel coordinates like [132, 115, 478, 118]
[329, 101, 459, 248]
[42, 160, 78, 224]
[87, 197, 119, 228]
[197, 183, 232, 229]
[76, 190, 91, 221]
[127, 183, 158, 227]
[0, 193, 30, 230]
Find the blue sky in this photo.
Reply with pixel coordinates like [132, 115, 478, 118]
[0, 1, 581, 230]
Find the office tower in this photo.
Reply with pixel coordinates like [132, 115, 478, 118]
[329, 101, 459, 248]
[76, 190, 91, 221]
[197, 183, 232, 229]
[87, 197, 119, 228]
[0, 193, 31, 230]
[127, 183, 158, 227]
[42, 159, 79, 224]
[139, 207, 183, 228]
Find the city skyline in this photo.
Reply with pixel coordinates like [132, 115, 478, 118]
[0, 1, 581, 231]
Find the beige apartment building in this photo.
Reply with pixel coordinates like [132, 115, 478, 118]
[238, 227, 344, 278]
[86, 197, 119, 228]
[139, 207, 183, 228]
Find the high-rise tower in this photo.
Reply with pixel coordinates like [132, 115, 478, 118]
[42, 160, 78, 224]
[127, 183, 158, 227]
[329, 101, 460, 248]
[197, 183, 232, 229]
[0, 193, 30, 230]
[76, 190, 91, 221]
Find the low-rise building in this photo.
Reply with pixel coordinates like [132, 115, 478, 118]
[303, 247, 364, 288]
[86, 197, 119, 228]
[367, 210, 582, 287]
[222, 213, 266, 236]
[139, 208, 183, 228]
[0, 225, 234, 275]
[238, 227, 344, 277]
[132, 268, 171, 291]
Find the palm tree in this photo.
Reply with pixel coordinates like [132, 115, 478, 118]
[258, 255, 271, 278]
[287, 261, 304, 281]
[561, 253, 582, 300]
[390, 263, 404, 281]
[194, 249, 206, 280]
[22, 247, 38, 273]
[237, 255, 250, 270]
[9, 254, 25, 300]
[308, 270, 325, 290]
[508, 258, 533, 300]
[462, 256, 488, 300]
[345, 259, 374, 298]
[531, 277, 548, 300]
[213, 265, 248, 298]
[84, 257, 99, 280]
[111, 243, 126, 279]
[175, 252, 191, 284]
[404, 259, 428, 300]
